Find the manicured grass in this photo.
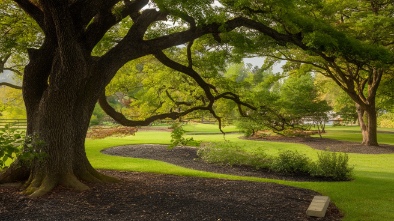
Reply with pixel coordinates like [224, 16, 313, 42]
[182, 123, 239, 134]
[318, 126, 394, 144]
[85, 126, 394, 221]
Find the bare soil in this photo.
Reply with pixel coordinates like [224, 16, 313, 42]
[3, 136, 392, 221]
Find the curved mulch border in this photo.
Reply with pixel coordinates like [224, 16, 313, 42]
[103, 144, 325, 182]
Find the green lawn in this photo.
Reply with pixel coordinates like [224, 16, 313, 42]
[316, 126, 394, 144]
[86, 126, 394, 221]
[182, 123, 239, 134]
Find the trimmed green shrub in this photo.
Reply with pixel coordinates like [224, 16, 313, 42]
[271, 150, 310, 174]
[310, 152, 353, 181]
[197, 141, 354, 181]
[169, 122, 201, 148]
[197, 142, 273, 170]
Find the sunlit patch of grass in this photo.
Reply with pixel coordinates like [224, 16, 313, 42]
[182, 123, 239, 134]
[317, 126, 394, 145]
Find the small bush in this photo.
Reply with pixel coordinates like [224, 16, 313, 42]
[0, 124, 46, 169]
[169, 122, 201, 148]
[310, 152, 353, 181]
[0, 124, 24, 168]
[271, 150, 310, 174]
[235, 118, 266, 137]
[197, 142, 273, 170]
[197, 141, 353, 181]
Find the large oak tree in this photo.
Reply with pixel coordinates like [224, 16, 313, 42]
[0, 0, 287, 197]
[220, 0, 394, 146]
[1, 0, 392, 197]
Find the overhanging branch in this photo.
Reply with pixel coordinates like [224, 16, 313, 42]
[3, 68, 23, 76]
[84, 0, 150, 50]
[14, 0, 45, 30]
[0, 82, 22, 90]
[154, 51, 217, 100]
[98, 92, 209, 126]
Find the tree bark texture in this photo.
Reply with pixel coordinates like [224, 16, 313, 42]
[356, 103, 379, 146]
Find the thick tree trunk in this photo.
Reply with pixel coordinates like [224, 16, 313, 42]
[1, 79, 117, 197]
[0, 39, 116, 198]
[365, 106, 379, 146]
[356, 104, 379, 146]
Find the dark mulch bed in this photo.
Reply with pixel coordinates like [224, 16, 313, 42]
[0, 171, 342, 221]
[6, 135, 392, 221]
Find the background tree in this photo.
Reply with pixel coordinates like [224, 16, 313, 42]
[314, 74, 358, 124]
[219, 0, 394, 145]
[0, 0, 41, 88]
[235, 64, 331, 136]
[278, 72, 332, 134]
[0, 86, 26, 118]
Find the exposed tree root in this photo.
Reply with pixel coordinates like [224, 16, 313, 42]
[27, 176, 58, 198]
[74, 160, 119, 183]
[21, 168, 118, 197]
[82, 168, 119, 183]
[2, 157, 119, 197]
[22, 173, 45, 195]
[22, 172, 87, 198]
[61, 173, 90, 191]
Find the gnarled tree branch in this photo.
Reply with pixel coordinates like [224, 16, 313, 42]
[13, 0, 45, 30]
[84, 0, 149, 50]
[98, 92, 209, 126]
[154, 51, 217, 100]
[0, 82, 22, 90]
